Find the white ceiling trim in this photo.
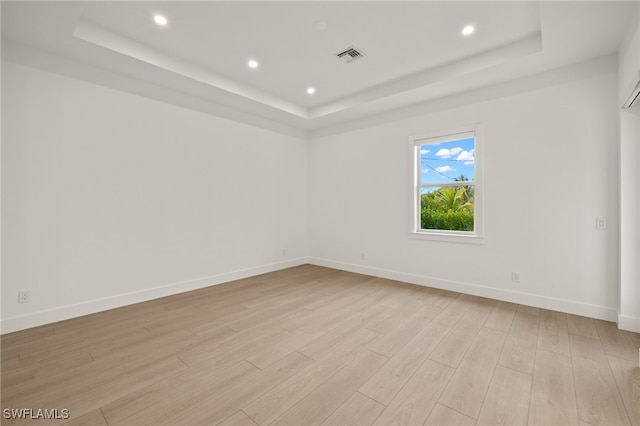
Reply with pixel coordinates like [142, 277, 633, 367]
[308, 54, 618, 140]
[73, 17, 310, 119]
[2, 41, 309, 140]
[309, 32, 542, 119]
[74, 15, 541, 123]
[2, 1, 634, 137]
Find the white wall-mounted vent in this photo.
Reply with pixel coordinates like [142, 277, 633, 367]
[622, 71, 640, 109]
[335, 46, 365, 64]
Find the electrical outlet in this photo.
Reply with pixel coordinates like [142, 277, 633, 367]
[18, 290, 30, 304]
[360, 252, 366, 261]
[281, 248, 286, 257]
[596, 217, 607, 230]
[511, 272, 520, 283]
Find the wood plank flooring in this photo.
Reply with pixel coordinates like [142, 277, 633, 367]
[2, 265, 639, 426]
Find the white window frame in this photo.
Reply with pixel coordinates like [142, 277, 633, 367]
[409, 124, 483, 244]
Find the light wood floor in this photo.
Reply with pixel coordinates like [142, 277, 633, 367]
[2, 265, 639, 426]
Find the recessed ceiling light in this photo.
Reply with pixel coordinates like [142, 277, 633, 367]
[154, 15, 168, 26]
[248, 59, 258, 69]
[307, 87, 316, 95]
[462, 25, 475, 36]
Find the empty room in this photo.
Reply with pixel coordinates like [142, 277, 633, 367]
[2, 1, 640, 425]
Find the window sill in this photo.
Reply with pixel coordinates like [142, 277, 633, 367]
[409, 231, 484, 245]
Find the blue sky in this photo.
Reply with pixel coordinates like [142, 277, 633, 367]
[419, 137, 475, 186]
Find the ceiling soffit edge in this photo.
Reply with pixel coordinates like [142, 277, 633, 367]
[73, 16, 542, 123]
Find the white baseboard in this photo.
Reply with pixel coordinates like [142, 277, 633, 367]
[308, 257, 618, 323]
[617, 313, 640, 333]
[0, 258, 307, 334]
[3, 257, 626, 335]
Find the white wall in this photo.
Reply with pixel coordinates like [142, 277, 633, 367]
[1, 60, 308, 333]
[309, 64, 621, 322]
[2, 32, 634, 334]
[618, 107, 640, 332]
[618, 3, 640, 333]
[619, 6, 640, 104]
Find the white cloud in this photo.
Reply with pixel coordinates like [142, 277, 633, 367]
[435, 148, 450, 158]
[435, 147, 463, 158]
[420, 149, 430, 155]
[435, 165, 455, 173]
[456, 149, 475, 165]
[421, 168, 429, 173]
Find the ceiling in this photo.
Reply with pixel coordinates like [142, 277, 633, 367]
[1, 1, 637, 137]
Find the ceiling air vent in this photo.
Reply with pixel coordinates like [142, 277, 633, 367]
[335, 46, 365, 64]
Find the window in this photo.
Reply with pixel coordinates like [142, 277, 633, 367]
[410, 126, 482, 243]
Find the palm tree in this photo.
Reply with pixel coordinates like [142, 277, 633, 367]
[453, 174, 474, 204]
[434, 186, 473, 212]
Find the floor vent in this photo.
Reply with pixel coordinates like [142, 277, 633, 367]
[335, 46, 365, 64]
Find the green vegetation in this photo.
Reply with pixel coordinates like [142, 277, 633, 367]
[420, 175, 474, 231]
